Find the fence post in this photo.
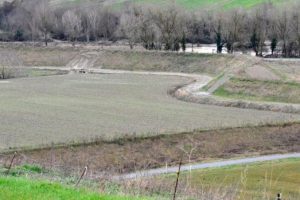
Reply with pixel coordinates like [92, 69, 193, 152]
[277, 193, 282, 200]
[75, 166, 88, 187]
[172, 158, 183, 200]
[6, 152, 17, 175]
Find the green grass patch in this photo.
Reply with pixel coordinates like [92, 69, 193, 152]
[24, 69, 68, 77]
[214, 78, 300, 104]
[20, 164, 43, 173]
[0, 176, 147, 200]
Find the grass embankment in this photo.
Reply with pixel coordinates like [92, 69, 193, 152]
[0, 45, 237, 76]
[0, 176, 146, 200]
[176, 158, 300, 199]
[214, 78, 300, 104]
[97, 50, 229, 75]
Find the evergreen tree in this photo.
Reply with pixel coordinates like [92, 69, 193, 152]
[250, 32, 260, 56]
[271, 38, 277, 55]
[216, 32, 223, 53]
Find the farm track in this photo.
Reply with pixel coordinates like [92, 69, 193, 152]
[116, 153, 300, 180]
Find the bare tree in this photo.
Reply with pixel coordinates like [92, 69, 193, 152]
[150, 4, 184, 51]
[223, 9, 246, 53]
[33, 0, 55, 46]
[248, 5, 271, 56]
[18, 0, 39, 43]
[80, 7, 99, 42]
[98, 8, 119, 41]
[210, 12, 226, 53]
[275, 9, 291, 57]
[119, 6, 140, 49]
[137, 6, 161, 50]
[290, 5, 300, 56]
[62, 10, 82, 46]
[186, 12, 202, 52]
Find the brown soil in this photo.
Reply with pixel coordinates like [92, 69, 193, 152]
[1, 123, 300, 176]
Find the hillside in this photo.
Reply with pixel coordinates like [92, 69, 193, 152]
[55, 0, 296, 9]
[0, 0, 291, 9]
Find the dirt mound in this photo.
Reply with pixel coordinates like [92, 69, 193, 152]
[245, 65, 280, 81]
[66, 51, 100, 70]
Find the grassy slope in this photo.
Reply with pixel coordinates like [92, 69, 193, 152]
[214, 78, 300, 104]
[0, 176, 145, 200]
[180, 158, 300, 198]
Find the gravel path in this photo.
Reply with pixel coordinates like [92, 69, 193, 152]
[116, 153, 300, 180]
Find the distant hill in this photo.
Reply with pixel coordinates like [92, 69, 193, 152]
[49, 0, 290, 9]
[0, 0, 293, 9]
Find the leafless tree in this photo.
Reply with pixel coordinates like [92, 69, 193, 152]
[223, 9, 246, 53]
[150, 4, 184, 51]
[33, 0, 55, 46]
[249, 5, 271, 56]
[137, 6, 161, 50]
[80, 7, 99, 42]
[98, 8, 119, 41]
[186, 12, 202, 52]
[275, 8, 292, 57]
[119, 6, 140, 49]
[290, 5, 300, 56]
[62, 10, 82, 46]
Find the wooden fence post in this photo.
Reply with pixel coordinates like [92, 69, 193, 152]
[75, 166, 88, 187]
[172, 158, 183, 200]
[276, 193, 282, 200]
[6, 152, 17, 175]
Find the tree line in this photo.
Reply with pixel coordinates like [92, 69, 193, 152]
[1, 0, 300, 57]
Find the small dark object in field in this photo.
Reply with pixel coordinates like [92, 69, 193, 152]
[79, 69, 86, 74]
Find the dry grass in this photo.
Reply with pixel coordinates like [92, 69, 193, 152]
[214, 78, 300, 104]
[0, 45, 80, 67]
[119, 159, 300, 200]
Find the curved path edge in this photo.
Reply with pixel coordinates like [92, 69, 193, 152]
[115, 153, 300, 180]
[173, 91, 300, 114]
